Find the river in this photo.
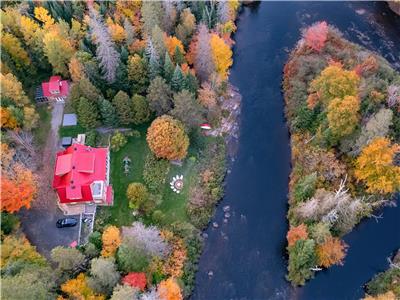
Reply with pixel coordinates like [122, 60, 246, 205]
[192, 2, 400, 300]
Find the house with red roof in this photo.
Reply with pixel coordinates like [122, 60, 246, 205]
[52, 143, 113, 214]
[35, 76, 69, 103]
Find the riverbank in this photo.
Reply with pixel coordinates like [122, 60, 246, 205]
[283, 22, 400, 286]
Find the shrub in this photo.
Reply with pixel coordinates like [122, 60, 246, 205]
[110, 131, 127, 152]
[117, 237, 150, 273]
[293, 172, 318, 203]
[85, 130, 98, 147]
[126, 183, 149, 210]
[51, 246, 85, 273]
[143, 153, 170, 193]
[287, 239, 317, 286]
[89, 231, 103, 251]
[1, 212, 20, 235]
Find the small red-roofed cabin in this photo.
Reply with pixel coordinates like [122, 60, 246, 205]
[52, 143, 113, 215]
[36, 76, 69, 103]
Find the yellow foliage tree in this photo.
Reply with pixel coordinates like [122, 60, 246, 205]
[34, 7, 55, 29]
[101, 226, 121, 257]
[69, 56, 85, 82]
[0, 73, 30, 106]
[364, 291, 396, 300]
[43, 28, 75, 76]
[162, 234, 187, 277]
[164, 35, 185, 61]
[19, 16, 42, 46]
[23, 106, 39, 130]
[355, 137, 400, 194]
[2, 33, 30, 69]
[210, 33, 232, 79]
[61, 273, 105, 300]
[0, 107, 19, 130]
[158, 278, 183, 300]
[309, 64, 360, 105]
[327, 95, 360, 138]
[1, 235, 46, 268]
[106, 17, 126, 42]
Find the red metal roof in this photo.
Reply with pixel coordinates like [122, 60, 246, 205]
[52, 143, 110, 204]
[42, 76, 69, 98]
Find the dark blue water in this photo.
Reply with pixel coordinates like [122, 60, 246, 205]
[193, 2, 400, 300]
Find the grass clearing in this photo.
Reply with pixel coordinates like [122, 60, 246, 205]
[33, 105, 52, 151]
[59, 124, 86, 138]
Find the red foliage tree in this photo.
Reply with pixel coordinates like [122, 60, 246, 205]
[287, 223, 308, 247]
[122, 272, 147, 291]
[303, 21, 329, 52]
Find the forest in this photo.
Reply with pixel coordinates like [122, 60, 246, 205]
[283, 21, 400, 293]
[0, 1, 240, 299]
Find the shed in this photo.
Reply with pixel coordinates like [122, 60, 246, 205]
[62, 114, 77, 126]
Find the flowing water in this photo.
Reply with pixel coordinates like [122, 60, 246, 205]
[193, 2, 400, 299]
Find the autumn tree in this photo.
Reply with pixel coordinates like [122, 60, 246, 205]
[164, 35, 185, 62]
[194, 24, 214, 82]
[175, 8, 196, 46]
[315, 237, 347, 267]
[146, 115, 189, 160]
[309, 65, 360, 106]
[170, 90, 204, 129]
[69, 56, 85, 82]
[100, 98, 119, 127]
[101, 226, 122, 257]
[131, 94, 150, 125]
[1, 33, 30, 69]
[147, 39, 162, 79]
[61, 273, 105, 300]
[34, 7, 55, 28]
[77, 97, 99, 129]
[122, 273, 147, 291]
[147, 77, 173, 116]
[0, 73, 30, 106]
[43, 28, 74, 76]
[141, 1, 163, 34]
[110, 284, 138, 300]
[355, 138, 400, 194]
[152, 25, 167, 60]
[287, 224, 309, 247]
[210, 33, 233, 79]
[51, 246, 85, 273]
[127, 54, 149, 94]
[106, 17, 125, 43]
[198, 81, 217, 108]
[89, 8, 120, 83]
[112, 91, 134, 125]
[327, 95, 360, 138]
[126, 183, 149, 210]
[158, 278, 183, 300]
[110, 131, 127, 152]
[161, 234, 187, 277]
[303, 21, 329, 52]
[1, 164, 37, 213]
[1, 107, 19, 130]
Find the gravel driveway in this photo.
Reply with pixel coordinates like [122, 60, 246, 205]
[19, 102, 80, 258]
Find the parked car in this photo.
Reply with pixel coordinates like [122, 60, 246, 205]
[56, 218, 78, 228]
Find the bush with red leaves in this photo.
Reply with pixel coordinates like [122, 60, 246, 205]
[122, 272, 147, 291]
[303, 21, 329, 52]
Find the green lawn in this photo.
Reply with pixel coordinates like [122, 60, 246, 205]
[59, 124, 86, 138]
[33, 105, 52, 150]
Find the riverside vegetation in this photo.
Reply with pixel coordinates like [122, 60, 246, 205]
[283, 21, 400, 287]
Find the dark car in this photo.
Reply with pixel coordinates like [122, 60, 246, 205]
[56, 218, 78, 228]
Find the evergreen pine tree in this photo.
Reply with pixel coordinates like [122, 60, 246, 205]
[77, 97, 99, 129]
[174, 46, 185, 65]
[183, 72, 199, 95]
[171, 65, 184, 92]
[112, 91, 134, 125]
[163, 52, 174, 83]
[100, 98, 119, 127]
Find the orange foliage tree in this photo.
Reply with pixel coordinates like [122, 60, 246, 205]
[316, 237, 347, 267]
[122, 272, 147, 291]
[303, 21, 329, 52]
[161, 232, 187, 277]
[287, 223, 309, 247]
[355, 137, 400, 194]
[210, 33, 232, 80]
[61, 273, 105, 300]
[146, 115, 189, 160]
[158, 277, 182, 300]
[164, 35, 185, 61]
[198, 81, 217, 108]
[101, 226, 121, 257]
[1, 164, 37, 213]
[0, 107, 19, 129]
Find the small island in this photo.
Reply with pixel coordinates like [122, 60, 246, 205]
[283, 21, 400, 286]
